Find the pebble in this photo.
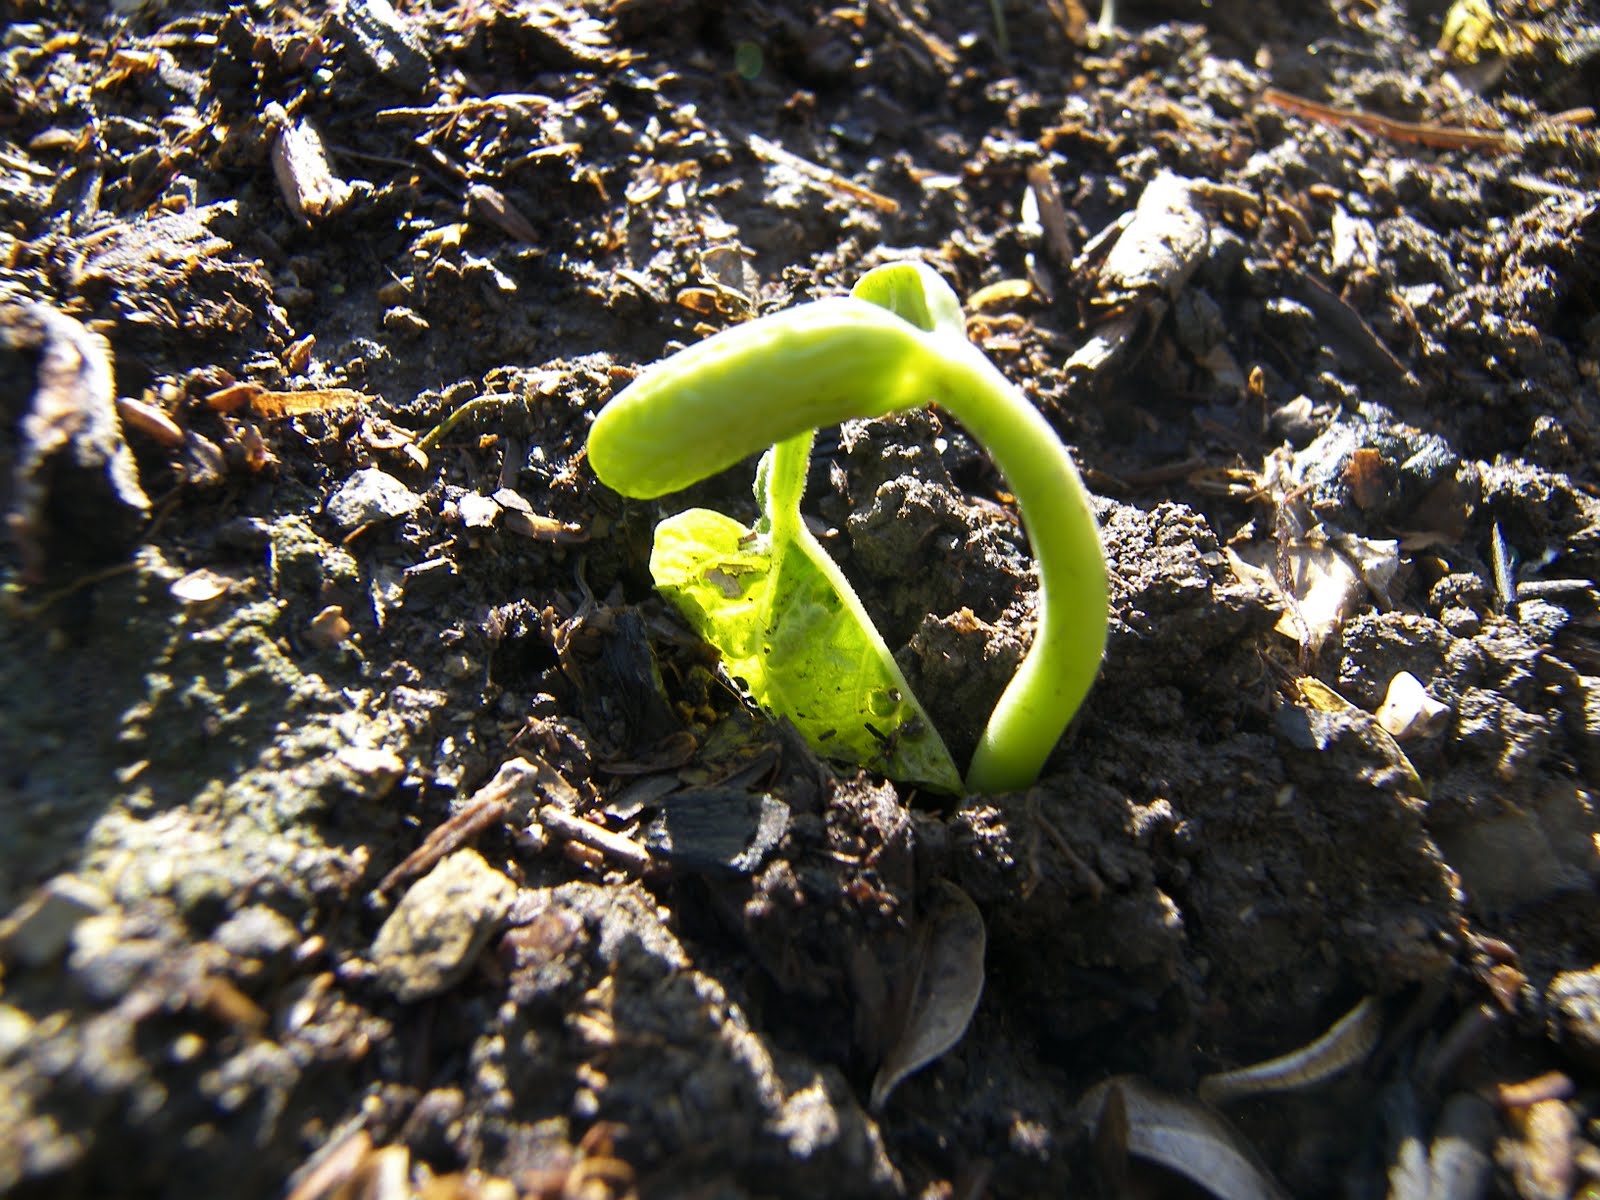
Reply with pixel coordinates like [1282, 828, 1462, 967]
[334, 745, 407, 799]
[457, 492, 500, 531]
[0, 875, 109, 968]
[325, 468, 422, 529]
[212, 905, 299, 966]
[370, 849, 516, 1002]
[1547, 967, 1600, 1070]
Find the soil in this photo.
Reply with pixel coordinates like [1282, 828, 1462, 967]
[3, 0, 1600, 1197]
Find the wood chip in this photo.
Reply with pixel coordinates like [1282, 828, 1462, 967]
[249, 387, 368, 418]
[375, 757, 558, 896]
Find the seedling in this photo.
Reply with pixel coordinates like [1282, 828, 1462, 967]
[588, 262, 1108, 794]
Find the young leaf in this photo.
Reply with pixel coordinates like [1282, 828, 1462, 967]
[650, 441, 963, 794]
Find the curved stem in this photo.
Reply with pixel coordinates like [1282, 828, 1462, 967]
[927, 341, 1108, 793]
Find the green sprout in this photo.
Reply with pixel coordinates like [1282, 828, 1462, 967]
[588, 262, 1108, 794]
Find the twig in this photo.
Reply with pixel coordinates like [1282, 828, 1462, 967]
[375, 94, 553, 122]
[375, 757, 556, 896]
[1262, 88, 1514, 155]
[863, 0, 958, 68]
[746, 133, 900, 215]
[1036, 803, 1105, 902]
[538, 808, 651, 872]
[417, 392, 517, 452]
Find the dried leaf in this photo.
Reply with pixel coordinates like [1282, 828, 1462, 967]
[1228, 529, 1400, 652]
[1198, 995, 1382, 1105]
[1079, 1076, 1290, 1200]
[869, 880, 986, 1111]
[266, 103, 354, 223]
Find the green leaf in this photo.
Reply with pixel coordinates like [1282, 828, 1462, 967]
[650, 498, 963, 795]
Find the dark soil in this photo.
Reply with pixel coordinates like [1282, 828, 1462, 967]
[3, 0, 1600, 1197]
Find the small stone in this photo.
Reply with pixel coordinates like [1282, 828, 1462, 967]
[457, 492, 500, 530]
[490, 488, 533, 517]
[382, 306, 429, 336]
[325, 467, 421, 529]
[1548, 967, 1600, 1070]
[306, 604, 352, 648]
[1375, 671, 1451, 741]
[213, 905, 299, 965]
[0, 1004, 35, 1059]
[0, 875, 109, 968]
[67, 913, 170, 1004]
[335, 745, 406, 799]
[1440, 605, 1482, 637]
[401, 556, 457, 599]
[1269, 396, 1318, 446]
[169, 567, 234, 606]
[370, 849, 516, 1002]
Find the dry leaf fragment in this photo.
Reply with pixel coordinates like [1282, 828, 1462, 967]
[869, 880, 986, 1111]
[170, 567, 234, 606]
[266, 103, 354, 224]
[1228, 529, 1400, 653]
[1080, 1076, 1290, 1200]
[1198, 995, 1382, 1105]
[2, 301, 151, 582]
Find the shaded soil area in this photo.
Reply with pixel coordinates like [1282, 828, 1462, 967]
[3, 0, 1600, 1197]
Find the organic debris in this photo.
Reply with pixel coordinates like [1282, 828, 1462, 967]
[869, 880, 987, 1111]
[1, 301, 150, 581]
[5, 0, 1600, 1195]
